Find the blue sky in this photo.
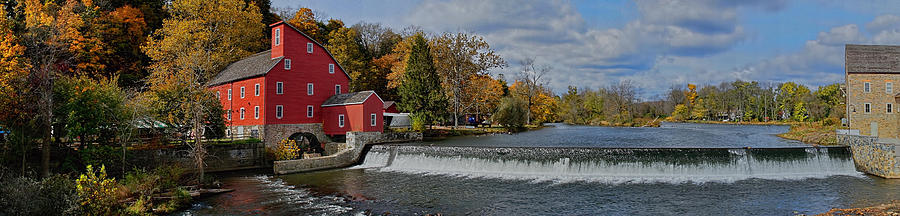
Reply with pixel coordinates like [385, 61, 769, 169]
[271, 0, 900, 97]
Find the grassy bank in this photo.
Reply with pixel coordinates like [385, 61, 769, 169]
[777, 122, 841, 146]
[683, 120, 795, 126]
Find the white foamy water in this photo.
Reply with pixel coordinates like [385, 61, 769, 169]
[356, 147, 864, 184]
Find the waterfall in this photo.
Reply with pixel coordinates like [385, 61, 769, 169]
[355, 145, 861, 184]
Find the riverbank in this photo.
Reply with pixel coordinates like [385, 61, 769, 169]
[777, 122, 841, 146]
[562, 117, 662, 128]
[818, 201, 900, 215]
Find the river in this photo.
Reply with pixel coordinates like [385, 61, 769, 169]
[179, 123, 900, 215]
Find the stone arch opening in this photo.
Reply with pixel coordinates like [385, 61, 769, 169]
[288, 132, 323, 154]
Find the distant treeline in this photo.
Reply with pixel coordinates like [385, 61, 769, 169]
[556, 80, 844, 125]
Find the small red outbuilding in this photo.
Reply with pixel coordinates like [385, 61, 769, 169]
[321, 91, 384, 135]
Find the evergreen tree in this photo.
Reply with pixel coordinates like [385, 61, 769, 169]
[398, 34, 445, 130]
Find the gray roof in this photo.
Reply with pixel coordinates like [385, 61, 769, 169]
[208, 50, 283, 86]
[383, 101, 395, 109]
[846, 44, 900, 73]
[322, 91, 380, 107]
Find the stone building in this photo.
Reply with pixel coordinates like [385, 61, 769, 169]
[845, 44, 900, 139]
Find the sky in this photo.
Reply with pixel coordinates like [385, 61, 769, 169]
[271, 0, 900, 98]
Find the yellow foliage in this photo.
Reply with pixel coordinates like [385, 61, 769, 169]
[274, 139, 301, 160]
[76, 165, 122, 215]
[509, 81, 558, 123]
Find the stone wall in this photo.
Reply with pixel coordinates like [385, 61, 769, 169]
[840, 134, 900, 178]
[228, 125, 264, 138]
[262, 123, 328, 148]
[129, 142, 267, 172]
[272, 131, 422, 174]
[847, 73, 900, 139]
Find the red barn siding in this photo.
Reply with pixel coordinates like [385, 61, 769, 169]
[322, 95, 384, 135]
[265, 22, 350, 125]
[211, 76, 266, 126]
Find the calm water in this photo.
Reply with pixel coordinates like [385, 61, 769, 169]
[181, 123, 900, 215]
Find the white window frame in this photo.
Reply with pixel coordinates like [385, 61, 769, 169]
[254, 106, 260, 119]
[276, 105, 283, 119]
[240, 87, 245, 98]
[865, 103, 871, 113]
[239, 108, 245, 120]
[227, 89, 232, 100]
[276, 82, 283, 94]
[227, 110, 232, 120]
[274, 28, 281, 46]
[339, 114, 345, 128]
[217, 91, 220, 99]
[335, 85, 341, 95]
[254, 83, 260, 96]
[307, 83, 314, 95]
[307, 43, 313, 53]
[888, 82, 893, 94]
[889, 103, 894, 113]
[284, 59, 291, 70]
[371, 113, 377, 126]
[329, 64, 335, 74]
[307, 105, 314, 118]
[865, 82, 871, 93]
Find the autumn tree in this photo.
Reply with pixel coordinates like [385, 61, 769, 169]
[398, 34, 445, 131]
[142, 0, 263, 185]
[514, 57, 550, 125]
[431, 32, 506, 128]
[326, 26, 369, 91]
[464, 75, 504, 123]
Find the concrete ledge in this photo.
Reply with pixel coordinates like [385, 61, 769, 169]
[840, 134, 900, 178]
[272, 131, 422, 175]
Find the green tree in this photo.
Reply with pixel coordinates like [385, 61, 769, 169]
[493, 96, 527, 131]
[398, 34, 445, 130]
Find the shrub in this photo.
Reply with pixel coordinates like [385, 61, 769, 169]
[0, 174, 80, 215]
[155, 188, 191, 214]
[493, 97, 527, 132]
[411, 114, 427, 132]
[80, 145, 127, 176]
[823, 117, 839, 126]
[274, 139, 301, 160]
[76, 165, 122, 215]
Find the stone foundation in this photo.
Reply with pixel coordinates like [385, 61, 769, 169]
[840, 134, 900, 178]
[262, 123, 329, 148]
[273, 131, 422, 174]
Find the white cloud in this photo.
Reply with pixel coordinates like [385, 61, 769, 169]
[404, 0, 772, 93]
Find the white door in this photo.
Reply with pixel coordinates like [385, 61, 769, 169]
[871, 122, 879, 137]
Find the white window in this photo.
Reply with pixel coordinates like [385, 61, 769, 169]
[335, 85, 341, 95]
[276, 82, 283, 94]
[307, 105, 314, 118]
[889, 103, 894, 113]
[307, 83, 314, 95]
[227, 89, 232, 100]
[329, 64, 335, 74]
[865, 82, 871, 93]
[371, 113, 377, 126]
[227, 110, 232, 120]
[254, 84, 260, 96]
[865, 103, 871, 113]
[240, 87, 245, 98]
[276, 105, 283, 119]
[339, 114, 345, 128]
[307, 43, 313, 53]
[254, 106, 260, 119]
[284, 59, 291, 70]
[239, 108, 245, 120]
[217, 91, 220, 99]
[888, 82, 893, 94]
[274, 28, 281, 45]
